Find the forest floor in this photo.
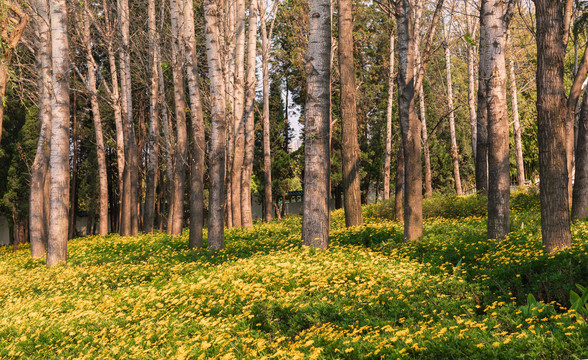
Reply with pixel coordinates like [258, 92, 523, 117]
[1, 192, 588, 359]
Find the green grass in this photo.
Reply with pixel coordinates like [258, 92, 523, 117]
[0, 191, 587, 359]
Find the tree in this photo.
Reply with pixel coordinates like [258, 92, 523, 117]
[509, 56, 525, 187]
[383, 32, 395, 200]
[302, 0, 331, 248]
[241, 0, 258, 228]
[339, 0, 363, 227]
[0, 0, 28, 146]
[47, 0, 71, 267]
[394, 0, 444, 241]
[534, 0, 573, 253]
[29, 0, 51, 258]
[572, 87, 588, 221]
[204, 0, 227, 250]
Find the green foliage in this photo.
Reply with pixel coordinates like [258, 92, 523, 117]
[570, 284, 588, 318]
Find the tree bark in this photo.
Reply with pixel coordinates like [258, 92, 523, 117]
[475, 8, 488, 194]
[443, 29, 462, 195]
[30, 0, 51, 258]
[394, 143, 404, 222]
[230, 0, 246, 228]
[338, 0, 363, 227]
[467, 1, 478, 163]
[302, 0, 331, 249]
[383, 33, 395, 201]
[183, 0, 206, 248]
[241, 0, 257, 228]
[47, 0, 70, 267]
[204, 0, 227, 250]
[83, 1, 108, 235]
[260, 6, 273, 223]
[572, 88, 588, 221]
[509, 58, 525, 187]
[118, 0, 139, 236]
[68, 91, 79, 240]
[482, 0, 512, 240]
[535, 0, 572, 253]
[144, 0, 160, 234]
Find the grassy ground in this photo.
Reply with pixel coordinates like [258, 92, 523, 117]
[0, 192, 587, 359]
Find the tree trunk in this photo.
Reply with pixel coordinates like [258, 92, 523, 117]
[338, 0, 363, 227]
[204, 0, 227, 251]
[535, 0, 572, 253]
[118, 0, 139, 236]
[47, 0, 70, 267]
[482, 0, 511, 240]
[466, 1, 478, 164]
[509, 58, 525, 187]
[302, 0, 331, 249]
[83, 1, 108, 235]
[241, 0, 257, 228]
[417, 50, 432, 198]
[30, 0, 51, 258]
[68, 95, 79, 240]
[384, 33, 395, 201]
[443, 34, 462, 195]
[572, 88, 588, 221]
[394, 143, 404, 222]
[475, 9, 488, 194]
[260, 11, 273, 223]
[183, 0, 206, 248]
[231, 0, 246, 228]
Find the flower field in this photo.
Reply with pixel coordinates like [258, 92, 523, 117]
[1, 192, 587, 359]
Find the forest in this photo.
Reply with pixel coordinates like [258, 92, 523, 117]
[1, 0, 588, 358]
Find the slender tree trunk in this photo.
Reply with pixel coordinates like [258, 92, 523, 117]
[572, 88, 588, 221]
[230, 0, 246, 228]
[83, 1, 108, 235]
[509, 58, 525, 187]
[302, 0, 331, 249]
[384, 33, 395, 201]
[535, 0, 572, 253]
[68, 95, 79, 240]
[30, 0, 51, 257]
[466, 1, 478, 163]
[394, 143, 404, 221]
[225, 0, 236, 229]
[443, 31, 462, 195]
[260, 11, 273, 223]
[183, 0, 206, 248]
[338, 0, 363, 227]
[204, 0, 227, 250]
[482, 0, 512, 240]
[47, 0, 70, 267]
[144, 0, 160, 234]
[241, 0, 257, 228]
[118, 0, 138, 235]
[168, 0, 188, 236]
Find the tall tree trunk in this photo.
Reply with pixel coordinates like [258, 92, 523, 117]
[383, 33, 395, 201]
[169, 0, 188, 236]
[30, 0, 51, 258]
[83, 1, 108, 235]
[144, 0, 160, 234]
[204, 0, 227, 250]
[482, 0, 512, 240]
[535, 0, 572, 253]
[338, 0, 363, 227]
[443, 29, 462, 195]
[118, 0, 139, 235]
[466, 1, 478, 164]
[572, 88, 588, 221]
[509, 58, 525, 187]
[241, 0, 257, 228]
[183, 0, 206, 248]
[475, 9, 488, 194]
[230, 0, 246, 228]
[302, 0, 331, 249]
[394, 143, 404, 221]
[260, 9, 273, 223]
[68, 95, 79, 240]
[47, 0, 70, 267]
